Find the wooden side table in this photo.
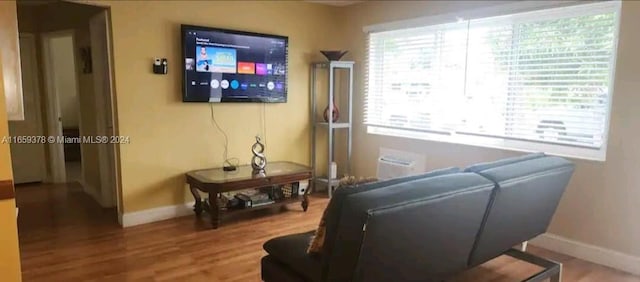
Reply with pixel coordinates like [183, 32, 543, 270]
[186, 161, 312, 229]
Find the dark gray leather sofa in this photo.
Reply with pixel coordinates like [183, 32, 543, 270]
[261, 154, 574, 282]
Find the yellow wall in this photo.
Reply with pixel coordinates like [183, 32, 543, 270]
[0, 46, 23, 282]
[0, 200, 20, 282]
[78, 0, 343, 212]
[14, 0, 342, 212]
[341, 0, 640, 257]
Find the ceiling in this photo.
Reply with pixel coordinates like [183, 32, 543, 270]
[306, 1, 362, 7]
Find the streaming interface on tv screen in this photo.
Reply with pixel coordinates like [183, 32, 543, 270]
[182, 26, 288, 103]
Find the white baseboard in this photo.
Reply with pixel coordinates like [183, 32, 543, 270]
[122, 201, 195, 228]
[530, 233, 640, 276]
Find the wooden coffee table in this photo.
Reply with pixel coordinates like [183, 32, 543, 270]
[186, 161, 312, 229]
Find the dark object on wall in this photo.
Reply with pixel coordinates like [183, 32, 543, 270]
[320, 50, 348, 61]
[153, 58, 168, 74]
[181, 24, 288, 103]
[79, 47, 92, 74]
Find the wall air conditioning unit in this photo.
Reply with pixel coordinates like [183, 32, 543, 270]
[376, 148, 426, 180]
[377, 156, 417, 181]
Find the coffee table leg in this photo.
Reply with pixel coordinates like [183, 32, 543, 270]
[301, 194, 309, 212]
[209, 192, 220, 229]
[189, 185, 203, 216]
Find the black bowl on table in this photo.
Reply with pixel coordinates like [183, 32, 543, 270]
[320, 50, 348, 61]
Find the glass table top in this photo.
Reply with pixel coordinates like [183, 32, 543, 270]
[187, 161, 310, 183]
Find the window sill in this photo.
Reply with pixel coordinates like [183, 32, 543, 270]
[367, 126, 606, 162]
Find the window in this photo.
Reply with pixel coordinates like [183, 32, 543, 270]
[365, 2, 620, 160]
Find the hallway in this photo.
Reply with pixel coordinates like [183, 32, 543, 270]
[15, 182, 117, 233]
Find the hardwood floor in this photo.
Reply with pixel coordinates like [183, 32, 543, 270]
[15, 182, 640, 281]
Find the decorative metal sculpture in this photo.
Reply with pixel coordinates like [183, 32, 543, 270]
[251, 136, 267, 174]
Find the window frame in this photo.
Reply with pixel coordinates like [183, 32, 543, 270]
[363, 1, 621, 161]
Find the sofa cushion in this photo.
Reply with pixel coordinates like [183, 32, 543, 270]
[355, 183, 495, 282]
[468, 156, 574, 267]
[263, 231, 322, 282]
[307, 176, 377, 254]
[464, 153, 545, 173]
[326, 173, 495, 282]
[321, 167, 460, 256]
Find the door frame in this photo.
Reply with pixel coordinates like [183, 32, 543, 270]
[91, 10, 115, 208]
[41, 29, 80, 183]
[89, 9, 123, 222]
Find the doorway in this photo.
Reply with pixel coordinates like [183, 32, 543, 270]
[12, 1, 121, 227]
[41, 31, 82, 184]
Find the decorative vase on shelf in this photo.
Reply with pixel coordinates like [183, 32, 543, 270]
[320, 50, 348, 61]
[323, 100, 340, 122]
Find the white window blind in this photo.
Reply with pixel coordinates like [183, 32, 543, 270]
[365, 1, 619, 160]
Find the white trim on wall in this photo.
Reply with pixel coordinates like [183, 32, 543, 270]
[121, 201, 195, 228]
[531, 233, 640, 276]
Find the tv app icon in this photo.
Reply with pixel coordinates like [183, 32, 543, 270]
[221, 80, 229, 89]
[267, 81, 275, 90]
[210, 79, 219, 89]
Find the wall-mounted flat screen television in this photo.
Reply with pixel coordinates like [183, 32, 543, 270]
[182, 25, 288, 103]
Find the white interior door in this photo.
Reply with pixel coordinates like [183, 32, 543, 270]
[9, 34, 46, 184]
[90, 10, 118, 209]
[41, 31, 71, 183]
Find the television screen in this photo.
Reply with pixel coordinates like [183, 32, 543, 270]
[182, 25, 288, 103]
